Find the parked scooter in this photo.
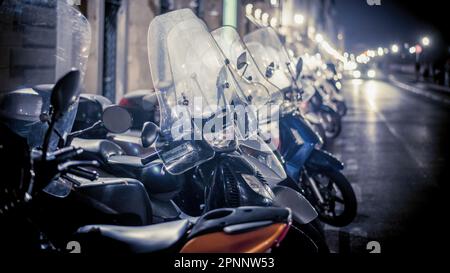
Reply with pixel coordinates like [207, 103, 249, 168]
[241, 27, 356, 226]
[0, 1, 293, 254]
[300, 74, 342, 140]
[69, 10, 329, 252]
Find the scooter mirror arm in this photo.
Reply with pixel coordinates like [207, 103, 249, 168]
[66, 120, 103, 145]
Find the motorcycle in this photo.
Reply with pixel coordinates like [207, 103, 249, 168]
[0, 1, 293, 254]
[69, 9, 329, 253]
[241, 26, 356, 227]
[300, 74, 342, 140]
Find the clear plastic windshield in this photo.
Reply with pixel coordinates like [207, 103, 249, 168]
[0, 1, 91, 197]
[0, 0, 91, 149]
[148, 10, 286, 182]
[148, 10, 240, 174]
[211, 26, 282, 154]
[244, 27, 297, 91]
[210, 27, 285, 182]
[211, 26, 283, 107]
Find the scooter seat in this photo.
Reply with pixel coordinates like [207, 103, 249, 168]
[107, 155, 183, 199]
[72, 138, 183, 199]
[71, 138, 124, 165]
[76, 219, 190, 253]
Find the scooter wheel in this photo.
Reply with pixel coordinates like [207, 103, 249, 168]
[321, 111, 342, 139]
[336, 101, 347, 117]
[272, 220, 330, 254]
[309, 169, 357, 227]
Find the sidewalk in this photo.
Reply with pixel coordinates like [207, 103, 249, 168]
[395, 72, 450, 93]
[388, 73, 450, 106]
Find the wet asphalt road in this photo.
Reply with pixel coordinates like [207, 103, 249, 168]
[324, 78, 450, 254]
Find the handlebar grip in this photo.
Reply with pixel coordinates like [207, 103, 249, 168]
[67, 167, 99, 181]
[58, 160, 99, 172]
[141, 153, 159, 165]
[47, 146, 83, 161]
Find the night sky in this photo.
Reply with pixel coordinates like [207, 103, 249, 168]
[335, 0, 449, 55]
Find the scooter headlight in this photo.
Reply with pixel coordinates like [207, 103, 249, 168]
[241, 174, 274, 200]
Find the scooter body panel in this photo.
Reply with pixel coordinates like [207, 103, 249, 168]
[280, 114, 320, 181]
[306, 149, 344, 172]
[271, 185, 318, 224]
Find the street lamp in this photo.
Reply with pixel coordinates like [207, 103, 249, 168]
[294, 13, 305, 25]
[377, 47, 384, 56]
[270, 17, 278, 27]
[262, 13, 269, 25]
[245, 4, 253, 16]
[254, 8, 262, 20]
[391, 44, 399, 54]
[315, 33, 324, 43]
[421, 36, 430, 47]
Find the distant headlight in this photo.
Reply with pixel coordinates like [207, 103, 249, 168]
[367, 69, 376, 78]
[353, 70, 361, 78]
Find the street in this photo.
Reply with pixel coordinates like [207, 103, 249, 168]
[324, 78, 450, 253]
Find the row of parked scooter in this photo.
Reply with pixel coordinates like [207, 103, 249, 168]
[0, 3, 354, 254]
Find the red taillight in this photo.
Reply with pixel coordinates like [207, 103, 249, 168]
[119, 97, 132, 107]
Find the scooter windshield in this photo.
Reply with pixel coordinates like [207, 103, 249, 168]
[210, 27, 286, 183]
[148, 10, 246, 174]
[0, 0, 91, 149]
[244, 27, 296, 91]
[211, 26, 283, 108]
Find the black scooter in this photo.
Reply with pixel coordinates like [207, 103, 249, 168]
[0, 70, 293, 254]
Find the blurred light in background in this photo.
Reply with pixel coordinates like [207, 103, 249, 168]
[421, 36, 430, 47]
[353, 70, 361, 79]
[391, 44, 399, 54]
[315, 33, 324, 43]
[254, 8, 262, 20]
[294, 13, 305, 25]
[377, 47, 384, 56]
[409, 46, 416, 54]
[262, 12, 269, 25]
[245, 4, 253, 16]
[270, 0, 278, 6]
[367, 69, 376, 78]
[415, 45, 423, 54]
[270, 17, 278, 27]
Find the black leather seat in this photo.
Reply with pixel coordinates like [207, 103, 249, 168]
[75, 176, 153, 226]
[71, 138, 124, 165]
[76, 219, 190, 253]
[72, 138, 183, 200]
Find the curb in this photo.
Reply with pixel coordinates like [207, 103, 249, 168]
[388, 75, 450, 106]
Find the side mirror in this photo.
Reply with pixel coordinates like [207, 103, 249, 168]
[265, 62, 275, 78]
[295, 57, 303, 80]
[102, 105, 133, 134]
[236, 51, 248, 70]
[50, 70, 81, 119]
[141, 122, 160, 148]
